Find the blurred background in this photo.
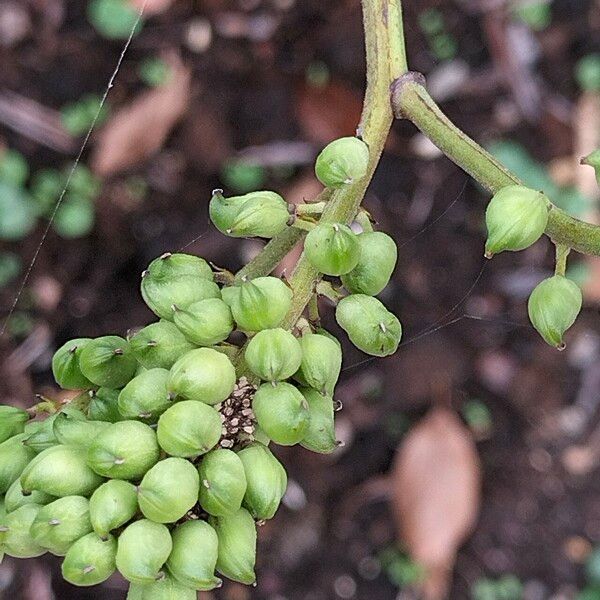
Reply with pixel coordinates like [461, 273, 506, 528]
[1, 0, 600, 598]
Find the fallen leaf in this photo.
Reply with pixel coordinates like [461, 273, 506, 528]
[128, 0, 174, 16]
[390, 407, 481, 599]
[91, 54, 191, 176]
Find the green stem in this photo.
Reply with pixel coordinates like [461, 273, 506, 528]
[295, 202, 326, 216]
[554, 244, 570, 276]
[392, 74, 600, 256]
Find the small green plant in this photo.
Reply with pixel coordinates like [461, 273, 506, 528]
[61, 95, 109, 137]
[138, 57, 172, 87]
[512, 1, 552, 31]
[418, 8, 458, 61]
[379, 546, 425, 587]
[576, 54, 600, 92]
[471, 575, 523, 600]
[87, 0, 143, 40]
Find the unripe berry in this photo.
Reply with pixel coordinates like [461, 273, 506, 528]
[88, 388, 122, 423]
[581, 150, 600, 184]
[53, 412, 110, 448]
[5, 478, 54, 513]
[341, 231, 397, 295]
[52, 338, 94, 390]
[485, 185, 549, 257]
[141, 253, 217, 321]
[0, 434, 36, 493]
[528, 275, 582, 348]
[172, 298, 234, 346]
[314, 137, 369, 188]
[30, 495, 92, 556]
[237, 442, 287, 520]
[245, 328, 302, 381]
[210, 189, 290, 238]
[252, 382, 310, 446]
[127, 574, 197, 599]
[87, 421, 160, 480]
[300, 388, 338, 454]
[304, 223, 360, 276]
[0, 406, 29, 444]
[129, 321, 195, 370]
[295, 332, 342, 395]
[118, 368, 171, 421]
[168, 348, 236, 405]
[210, 507, 257, 585]
[157, 401, 222, 458]
[79, 336, 138, 389]
[222, 276, 292, 332]
[22, 415, 59, 452]
[116, 519, 173, 584]
[138, 458, 199, 523]
[62, 532, 117, 586]
[336, 294, 402, 357]
[89, 480, 138, 538]
[21, 444, 104, 497]
[166, 520, 221, 590]
[198, 449, 247, 517]
[1, 504, 46, 558]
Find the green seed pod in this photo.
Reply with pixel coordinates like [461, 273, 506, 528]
[88, 388, 122, 423]
[141, 253, 218, 321]
[1, 504, 46, 558]
[221, 276, 292, 332]
[52, 338, 95, 390]
[252, 382, 310, 446]
[21, 444, 104, 497]
[129, 321, 196, 370]
[89, 480, 138, 538]
[304, 223, 360, 276]
[22, 413, 61, 452]
[528, 275, 583, 349]
[0, 406, 29, 444]
[245, 328, 302, 382]
[341, 231, 397, 295]
[53, 412, 110, 448]
[167, 520, 221, 590]
[30, 495, 92, 556]
[116, 519, 173, 584]
[79, 336, 138, 389]
[172, 298, 234, 346]
[485, 185, 549, 257]
[237, 442, 287, 520]
[62, 532, 117, 586]
[156, 401, 222, 458]
[314, 137, 369, 188]
[5, 478, 54, 512]
[582, 149, 600, 184]
[210, 508, 256, 585]
[87, 421, 160, 480]
[138, 458, 199, 523]
[300, 388, 337, 454]
[118, 368, 171, 421]
[197, 449, 247, 517]
[0, 434, 36, 493]
[168, 348, 236, 405]
[336, 294, 402, 357]
[295, 332, 342, 395]
[127, 574, 197, 600]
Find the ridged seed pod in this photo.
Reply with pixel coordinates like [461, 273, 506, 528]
[336, 294, 401, 357]
[304, 223, 360, 276]
[61, 532, 117, 586]
[166, 520, 221, 590]
[197, 449, 247, 517]
[252, 382, 310, 446]
[129, 321, 195, 370]
[88, 388, 122, 423]
[157, 401, 222, 458]
[528, 275, 582, 349]
[89, 480, 138, 538]
[79, 336, 138, 389]
[582, 150, 600, 184]
[118, 368, 171, 421]
[0, 434, 36, 493]
[172, 298, 234, 346]
[221, 276, 292, 332]
[295, 332, 341, 395]
[168, 348, 236, 405]
[1, 504, 46, 558]
[87, 421, 160, 480]
[300, 388, 337, 454]
[53, 412, 110, 448]
[126, 574, 197, 599]
[0, 406, 29, 444]
[237, 442, 287, 520]
[116, 519, 173, 584]
[314, 137, 369, 188]
[22, 414, 60, 452]
[245, 328, 302, 381]
[52, 338, 95, 390]
[138, 458, 199, 523]
[5, 478, 54, 512]
[341, 231, 397, 295]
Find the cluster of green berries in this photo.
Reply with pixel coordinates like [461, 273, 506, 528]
[485, 184, 582, 349]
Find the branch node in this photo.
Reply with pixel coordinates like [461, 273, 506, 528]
[390, 71, 426, 118]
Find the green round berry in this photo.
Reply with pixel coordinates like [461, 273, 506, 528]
[0, 434, 36, 493]
[582, 149, 600, 185]
[0, 406, 29, 444]
[528, 274, 582, 349]
[336, 294, 401, 356]
[52, 338, 95, 390]
[88, 388, 122, 422]
[118, 368, 171, 421]
[62, 532, 117, 586]
[245, 328, 302, 382]
[129, 321, 196, 370]
[5, 478, 54, 513]
[172, 298, 234, 346]
[79, 336, 138, 389]
[300, 388, 338, 454]
[22, 414, 60, 452]
[53, 412, 110, 448]
[89, 480, 138, 538]
[315, 137, 369, 188]
[252, 382, 310, 446]
[304, 223, 360, 275]
[2, 504, 46, 558]
[295, 332, 341, 395]
[127, 574, 197, 599]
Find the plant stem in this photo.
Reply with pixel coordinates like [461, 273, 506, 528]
[392, 74, 600, 256]
[554, 244, 570, 277]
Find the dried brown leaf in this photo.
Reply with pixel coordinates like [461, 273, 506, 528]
[91, 55, 191, 176]
[128, 0, 174, 16]
[390, 407, 481, 600]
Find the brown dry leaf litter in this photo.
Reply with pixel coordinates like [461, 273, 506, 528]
[390, 407, 481, 600]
